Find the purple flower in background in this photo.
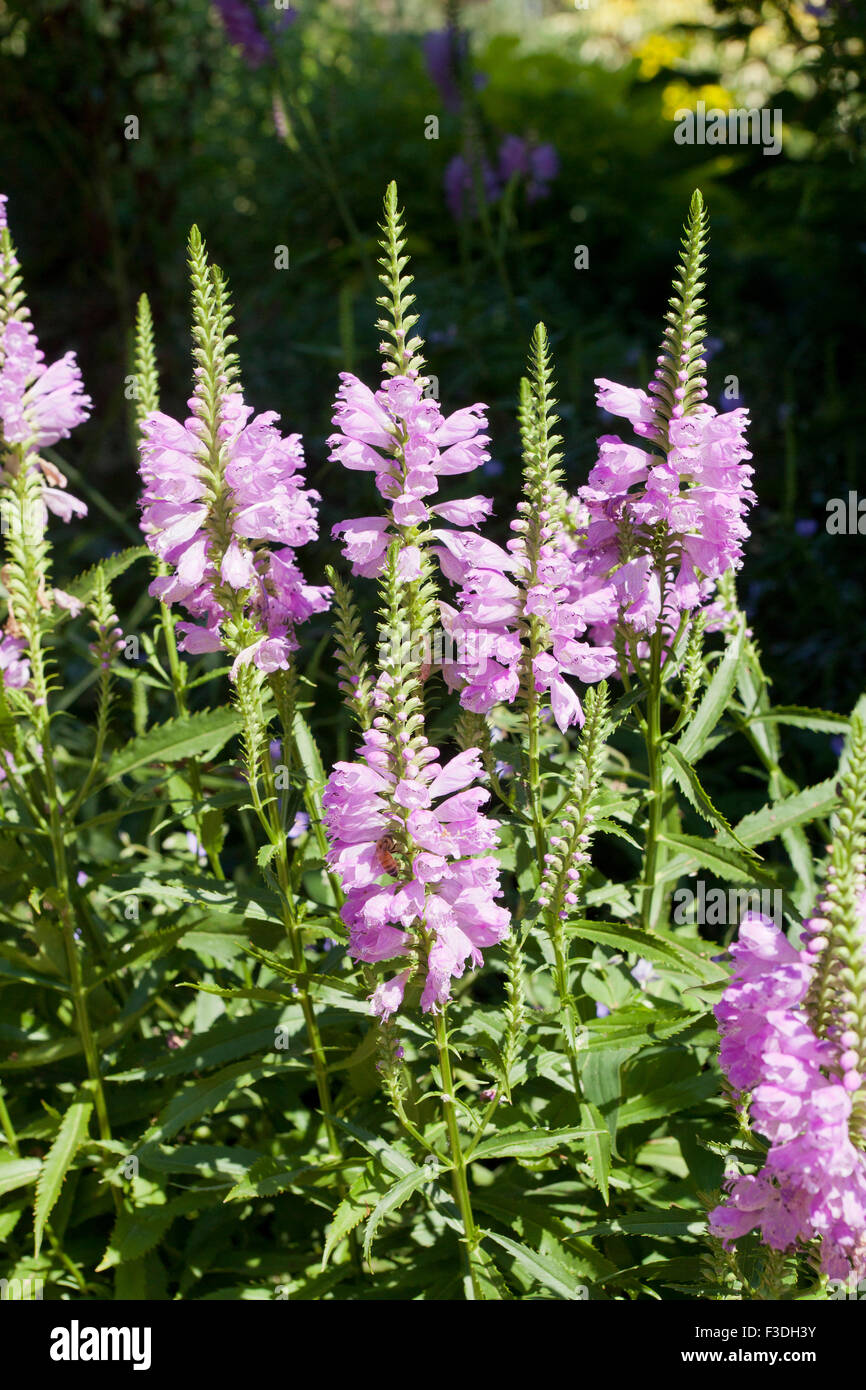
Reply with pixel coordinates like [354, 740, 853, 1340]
[795, 518, 818, 537]
[422, 27, 486, 113]
[212, 0, 296, 68]
[631, 957, 658, 989]
[445, 137, 559, 220]
[444, 153, 502, 221]
[185, 832, 208, 865]
[498, 136, 560, 202]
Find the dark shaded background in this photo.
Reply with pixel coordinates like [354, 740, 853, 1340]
[1, 0, 863, 728]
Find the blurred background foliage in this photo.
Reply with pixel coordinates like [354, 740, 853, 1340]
[0, 0, 863, 729]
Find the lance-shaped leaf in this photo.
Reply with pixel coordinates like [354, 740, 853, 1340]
[34, 1090, 93, 1254]
[564, 919, 726, 984]
[675, 615, 745, 763]
[363, 1164, 436, 1263]
[725, 777, 839, 849]
[94, 708, 241, 789]
[0, 1156, 42, 1197]
[665, 744, 759, 857]
[486, 1231, 588, 1301]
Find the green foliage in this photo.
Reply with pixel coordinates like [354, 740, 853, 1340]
[0, 2, 862, 1305]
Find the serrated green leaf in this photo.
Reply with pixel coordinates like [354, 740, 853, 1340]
[332, 1117, 416, 1179]
[138, 1144, 261, 1180]
[565, 919, 726, 983]
[95, 708, 241, 789]
[676, 615, 745, 762]
[617, 1071, 720, 1128]
[744, 706, 849, 734]
[33, 1091, 92, 1255]
[363, 1164, 433, 1262]
[224, 1156, 350, 1203]
[0, 996, 156, 1071]
[576, 1208, 707, 1239]
[142, 1059, 286, 1145]
[108, 1007, 305, 1081]
[727, 778, 839, 849]
[0, 1156, 41, 1197]
[584, 1004, 708, 1051]
[322, 1183, 377, 1270]
[665, 745, 759, 856]
[486, 1231, 586, 1300]
[579, 1101, 611, 1203]
[655, 832, 765, 885]
[97, 1190, 208, 1269]
[67, 545, 149, 603]
[470, 1127, 597, 1162]
[293, 712, 326, 788]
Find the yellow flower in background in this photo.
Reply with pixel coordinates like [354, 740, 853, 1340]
[661, 81, 736, 120]
[634, 33, 687, 80]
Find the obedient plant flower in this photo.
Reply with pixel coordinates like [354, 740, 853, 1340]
[328, 225, 492, 590]
[437, 326, 616, 731]
[324, 185, 509, 1019]
[569, 193, 755, 657]
[710, 718, 866, 1280]
[0, 194, 90, 525]
[137, 228, 328, 677]
[328, 185, 495, 599]
[422, 26, 483, 114]
[0, 192, 91, 703]
[497, 135, 560, 202]
[573, 390, 755, 644]
[324, 689, 508, 1016]
[324, 550, 509, 1018]
[0, 633, 29, 688]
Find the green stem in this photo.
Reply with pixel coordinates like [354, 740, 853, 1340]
[641, 627, 665, 932]
[4, 456, 117, 1188]
[432, 1008, 484, 1301]
[550, 920, 583, 1097]
[65, 662, 111, 820]
[158, 589, 224, 880]
[525, 675, 547, 868]
[45, 1223, 90, 1294]
[240, 687, 360, 1270]
[0, 1084, 19, 1155]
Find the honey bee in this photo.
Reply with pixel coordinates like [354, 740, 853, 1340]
[375, 834, 400, 875]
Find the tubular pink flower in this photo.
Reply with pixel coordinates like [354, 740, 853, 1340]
[0, 634, 30, 689]
[0, 199, 91, 520]
[324, 724, 509, 1016]
[138, 390, 329, 671]
[565, 381, 755, 662]
[328, 369, 492, 579]
[709, 910, 866, 1280]
[0, 319, 91, 457]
